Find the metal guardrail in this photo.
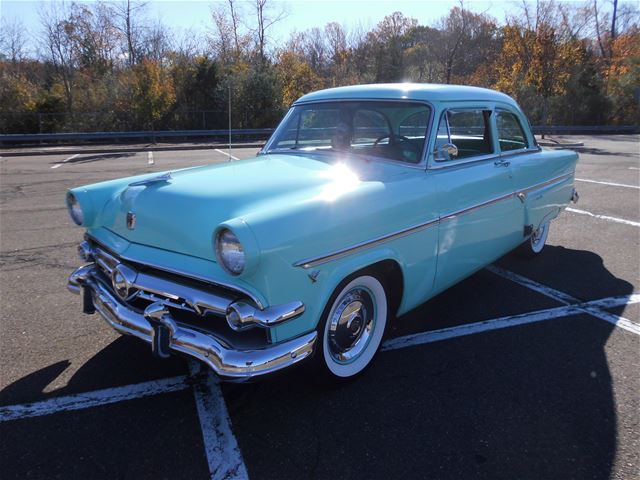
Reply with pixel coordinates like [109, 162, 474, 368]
[0, 125, 637, 145]
[531, 125, 639, 135]
[0, 128, 275, 143]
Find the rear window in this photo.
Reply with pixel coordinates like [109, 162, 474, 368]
[496, 110, 528, 151]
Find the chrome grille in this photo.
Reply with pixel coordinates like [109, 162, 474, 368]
[94, 247, 119, 276]
[88, 242, 240, 318]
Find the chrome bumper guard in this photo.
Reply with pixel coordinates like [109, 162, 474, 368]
[571, 188, 579, 203]
[68, 265, 316, 380]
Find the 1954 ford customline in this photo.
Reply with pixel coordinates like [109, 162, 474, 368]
[66, 84, 579, 381]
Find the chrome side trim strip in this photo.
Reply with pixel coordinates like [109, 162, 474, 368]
[440, 191, 516, 222]
[294, 172, 574, 269]
[518, 172, 572, 195]
[293, 217, 440, 269]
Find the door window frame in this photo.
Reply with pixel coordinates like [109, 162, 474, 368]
[495, 107, 532, 156]
[428, 105, 498, 169]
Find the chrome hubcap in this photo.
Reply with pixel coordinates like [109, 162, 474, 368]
[328, 287, 376, 363]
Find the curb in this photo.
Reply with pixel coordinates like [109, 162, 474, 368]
[0, 142, 266, 157]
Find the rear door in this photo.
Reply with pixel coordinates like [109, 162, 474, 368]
[430, 106, 523, 293]
[496, 107, 576, 231]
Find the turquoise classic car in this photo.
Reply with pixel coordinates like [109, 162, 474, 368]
[66, 84, 579, 381]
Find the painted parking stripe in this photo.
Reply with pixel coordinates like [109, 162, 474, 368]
[486, 265, 578, 304]
[381, 293, 640, 352]
[575, 178, 639, 189]
[51, 153, 79, 169]
[189, 362, 249, 480]
[215, 149, 239, 161]
[1, 293, 637, 424]
[148, 151, 154, 165]
[629, 167, 639, 171]
[0, 375, 190, 422]
[566, 207, 640, 228]
[487, 265, 639, 334]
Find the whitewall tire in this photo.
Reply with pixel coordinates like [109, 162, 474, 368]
[517, 221, 550, 258]
[319, 275, 388, 379]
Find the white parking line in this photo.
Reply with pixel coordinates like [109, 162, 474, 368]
[215, 149, 239, 161]
[566, 207, 640, 228]
[575, 178, 639, 189]
[487, 265, 639, 335]
[189, 362, 249, 480]
[486, 265, 577, 304]
[629, 167, 639, 171]
[381, 293, 640, 352]
[0, 375, 190, 422]
[51, 153, 79, 169]
[148, 151, 154, 165]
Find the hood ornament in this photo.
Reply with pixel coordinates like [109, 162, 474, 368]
[129, 172, 172, 187]
[126, 211, 136, 230]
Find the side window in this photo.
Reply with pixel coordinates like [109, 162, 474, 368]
[435, 109, 493, 161]
[496, 110, 528, 151]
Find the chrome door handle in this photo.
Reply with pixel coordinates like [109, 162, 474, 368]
[494, 159, 510, 167]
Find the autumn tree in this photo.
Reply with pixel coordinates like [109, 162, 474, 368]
[1, 0, 637, 134]
[39, 3, 78, 111]
[324, 22, 351, 86]
[132, 58, 176, 131]
[494, 1, 584, 125]
[276, 51, 323, 106]
[606, 29, 640, 123]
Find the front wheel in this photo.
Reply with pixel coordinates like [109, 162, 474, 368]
[317, 275, 388, 380]
[517, 221, 550, 258]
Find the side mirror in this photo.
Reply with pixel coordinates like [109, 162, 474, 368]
[437, 143, 458, 161]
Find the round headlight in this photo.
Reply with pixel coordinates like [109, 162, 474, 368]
[66, 192, 84, 225]
[215, 228, 245, 275]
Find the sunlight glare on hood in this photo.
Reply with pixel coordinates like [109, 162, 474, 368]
[317, 162, 361, 202]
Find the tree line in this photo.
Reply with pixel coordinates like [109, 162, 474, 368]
[0, 0, 638, 134]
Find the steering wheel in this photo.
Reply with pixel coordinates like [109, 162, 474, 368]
[373, 134, 410, 146]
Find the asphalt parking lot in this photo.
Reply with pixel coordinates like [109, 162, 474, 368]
[1, 135, 638, 479]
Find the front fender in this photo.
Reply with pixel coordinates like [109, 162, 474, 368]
[267, 247, 403, 343]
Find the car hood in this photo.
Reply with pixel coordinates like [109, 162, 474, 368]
[98, 153, 405, 262]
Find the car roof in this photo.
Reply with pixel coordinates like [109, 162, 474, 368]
[294, 83, 518, 107]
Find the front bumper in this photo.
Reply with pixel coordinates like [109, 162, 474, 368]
[68, 265, 317, 380]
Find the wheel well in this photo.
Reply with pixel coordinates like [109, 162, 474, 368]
[358, 259, 404, 318]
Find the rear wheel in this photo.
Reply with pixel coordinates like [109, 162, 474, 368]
[317, 274, 388, 380]
[517, 221, 550, 258]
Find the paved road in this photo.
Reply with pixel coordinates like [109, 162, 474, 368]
[0, 136, 638, 479]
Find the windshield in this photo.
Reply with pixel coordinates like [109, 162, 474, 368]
[265, 101, 431, 164]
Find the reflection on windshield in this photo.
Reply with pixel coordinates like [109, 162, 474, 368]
[266, 101, 431, 164]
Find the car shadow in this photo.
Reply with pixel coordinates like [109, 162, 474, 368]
[222, 244, 633, 479]
[48, 152, 138, 166]
[0, 245, 634, 479]
[570, 146, 638, 158]
[0, 335, 188, 407]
